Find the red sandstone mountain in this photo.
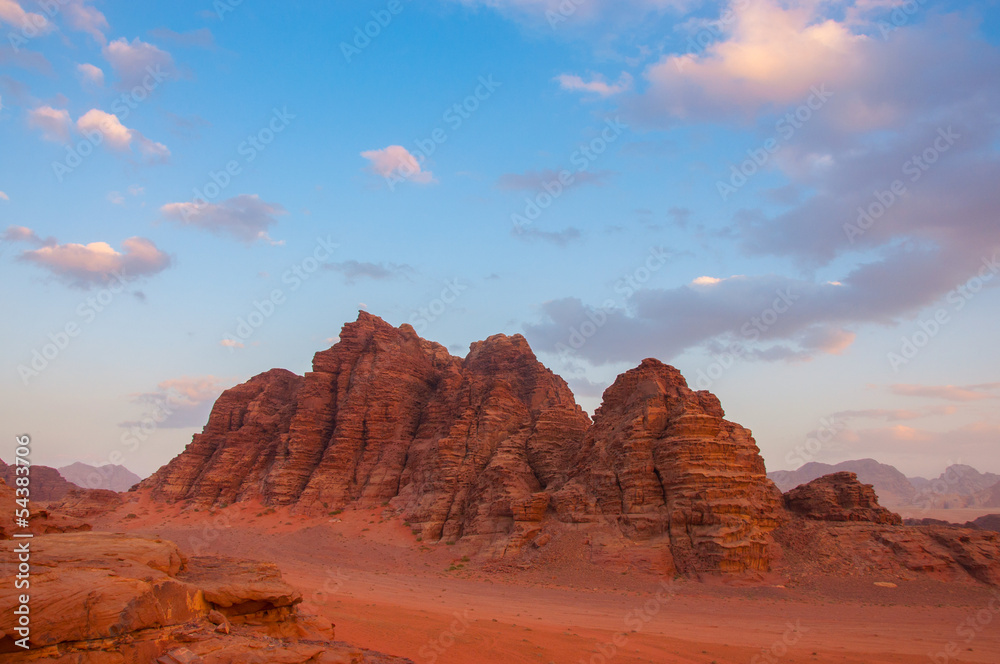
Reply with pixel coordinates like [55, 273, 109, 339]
[553, 358, 783, 575]
[137, 312, 1000, 583]
[141, 312, 592, 557]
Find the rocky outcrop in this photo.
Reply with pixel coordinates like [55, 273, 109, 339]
[46, 487, 124, 519]
[0, 459, 74, 501]
[0, 479, 92, 538]
[141, 368, 305, 504]
[0, 532, 411, 663]
[774, 520, 1000, 585]
[553, 359, 784, 575]
[769, 458, 917, 506]
[783, 472, 903, 525]
[140, 312, 591, 557]
[134, 313, 1000, 583]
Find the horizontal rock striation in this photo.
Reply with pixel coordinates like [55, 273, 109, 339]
[140, 312, 591, 557]
[0, 532, 411, 663]
[783, 472, 903, 525]
[554, 359, 784, 575]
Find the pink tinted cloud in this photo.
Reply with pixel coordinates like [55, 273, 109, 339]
[361, 145, 434, 185]
[7, 227, 171, 287]
[27, 105, 72, 142]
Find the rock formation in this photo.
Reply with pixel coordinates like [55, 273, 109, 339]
[0, 478, 92, 538]
[768, 459, 917, 506]
[783, 472, 903, 525]
[0, 459, 75, 501]
[553, 359, 783, 575]
[0, 532, 411, 663]
[775, 473, 1000, 585]
[47, 486, 124, 519]
[135, 312, 1000, 583]
[140, 312, 592, 557]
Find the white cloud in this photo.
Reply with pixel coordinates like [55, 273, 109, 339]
[76, 108, 171, 161]
[7, 228, 171, 288]
[556, 72, 633, 97]
[0, 0, 52, 33]
[102, 37, 175, 89]
[64, 0, 108, 44]
[27, 105, 72, 142]
[77, 62, 105, 87]
[160, 194, 287, 244]
[0, 191, 8, 201]
[361, 145, 434, 185]
[77, 108, 131, 149]
[107, 191, 125, 205]
[637, 0, 864, 122]
[691, 276, 722, 286]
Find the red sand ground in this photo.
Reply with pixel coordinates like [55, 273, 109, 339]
[97, 495, 1000, 664]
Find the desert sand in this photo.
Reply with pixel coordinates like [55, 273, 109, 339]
[96, 497, 1000, 664]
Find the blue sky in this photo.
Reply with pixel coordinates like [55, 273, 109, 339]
[2, 0, 999, 478]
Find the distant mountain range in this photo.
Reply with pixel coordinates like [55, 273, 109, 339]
[58, 462, 141, 492]
[769, 459, 1000, 508]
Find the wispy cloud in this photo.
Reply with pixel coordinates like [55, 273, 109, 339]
[325, 260, 414, 284]
[161, 194, 287, 245]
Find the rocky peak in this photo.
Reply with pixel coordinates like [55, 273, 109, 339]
[555, 358, 783, 575]
[783, 471, 903, 525]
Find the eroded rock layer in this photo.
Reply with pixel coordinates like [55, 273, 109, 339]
[783, 472, 903, 525]
[0, 532, 411, 663]
[135, 313, 1000, 583]
[140, 312, 592, 557]
[553, 359, 784, 575]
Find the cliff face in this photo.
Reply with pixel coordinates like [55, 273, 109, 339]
[137, 313, 998, 584]
[140, 312, 592, 556]
[144, 368, 304, 505]
[554, 359, 784, 574]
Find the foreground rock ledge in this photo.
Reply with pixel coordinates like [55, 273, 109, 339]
[0, 532, 412, 663]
